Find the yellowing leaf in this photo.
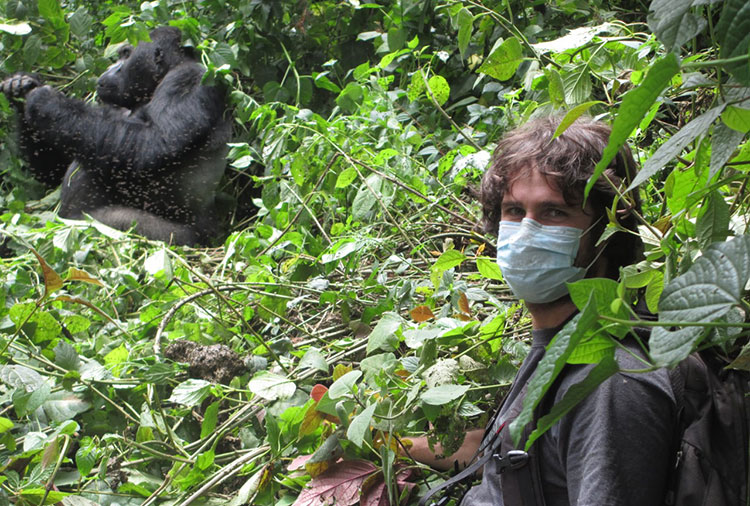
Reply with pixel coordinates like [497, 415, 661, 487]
[458, 292, 471, 316]
[31, 248, 63, 297]
[332, 364, 352, 382]
[300, 404, 324, 436]
[410, 305, 435, 322]
[66, 267, 105, 287]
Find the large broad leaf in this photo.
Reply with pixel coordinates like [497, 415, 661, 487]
[248, 372, 296, 401]
[168, 379, 212, 406]
[42, 392, 90, 422]
[328, 370, 362, 399]
[292, 459, 377, 506]
[628, 105, 726, 190]
[716, 0, 750, 84]
[696, 191, 730, 251]
[509, 296, 599, 446]
[478, 37, 523, 81]
[648, 0, 706, 52]
[420, 384, 469, 405]
[586, 53, 680, 198]
[366, 312, 403, 355]
[710, 122, 746, 180]
[346, 403, 377, 448]
[650, 235, 750, 366]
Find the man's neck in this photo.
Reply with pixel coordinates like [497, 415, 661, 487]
[527, 298, 578, 330]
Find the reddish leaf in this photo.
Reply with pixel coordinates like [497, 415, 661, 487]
[292, 459, 377, 506]
[361, 468, 417, 506]
[457, 292, 471, 316]
[289, 454, 313, 472]
[30, 248, 62, 297]
[410, 305, 435, 323]
[311, 384, 328, 402]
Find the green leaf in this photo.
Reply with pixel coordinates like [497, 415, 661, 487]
[722, 106, 750, 133]
[587, 53, 680, 197]
[716, 0, 750, 84]
[629, 105, 725, 190]
[408, 70, 426, 101]
[552, 102, 605, 140]
[328, 370, 362, 399]
[427, 75, 450, 106]
[169, 379, 212, 407]
[524, 352, 618, 450]
[457, 8, 473, 57]
[509, 296, 598, 445]
[347, 403, 376, 447]
[352, 173, 383, 221]
[546, 69, 566, 107]
[696, 191, 730, 251]
[201, 401, 220, 438]
[710, 122, 746, 180]
[248, 372, 296, 401]
[476, 257, 503, 281]
[645, 271, 665, 314]
[0, 417, 13, 434]
[648, 0, 707, 52]
[567, 278, 630, 336]
[19, 488, 68, 505]
[144, 248, 173, 279]
[69, 7, 93, 38]
[387, 27, 406, 51]
[566, 333, 616, 364]
[562, 64, 593, 104]
[366, 312, 403, 354]
[38, 0, 65, 25]
[650, 235, 750, 366]
[75, 438, 98, 476]
[420, 384, 470, 405]
[299, 348, 329, 372]
[433, 249, 467, 272]
[478, 37, 523, 81]
[42, 392, 89, 422]
[290, 157, 306, 186]
[335, 166, 358, 188]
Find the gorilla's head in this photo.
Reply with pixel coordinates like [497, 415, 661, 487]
[96, 27, 191, 109]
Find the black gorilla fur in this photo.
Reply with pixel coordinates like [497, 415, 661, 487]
[1, 27, 230, 245]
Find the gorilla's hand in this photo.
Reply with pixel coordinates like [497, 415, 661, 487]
[0, 73, 41, 100]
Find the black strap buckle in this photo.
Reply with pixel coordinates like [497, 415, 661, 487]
[493, 450, 529, 474]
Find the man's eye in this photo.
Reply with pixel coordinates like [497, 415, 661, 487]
[547, 209, 567, 218]
[503, 207, 524, 217]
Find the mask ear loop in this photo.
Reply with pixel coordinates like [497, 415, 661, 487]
[577, 215, 608, 272]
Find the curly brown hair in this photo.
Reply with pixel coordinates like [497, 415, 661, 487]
[479, 116, 643, 279]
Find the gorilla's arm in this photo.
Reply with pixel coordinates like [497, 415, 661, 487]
[0, 73, 74, 186]
[23, 63, 226, 178]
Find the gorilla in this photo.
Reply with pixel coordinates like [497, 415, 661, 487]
[1, 26, 231, 245]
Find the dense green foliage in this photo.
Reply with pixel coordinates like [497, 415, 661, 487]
[0, 0, 748, 504]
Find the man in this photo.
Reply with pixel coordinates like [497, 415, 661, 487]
[411, 117, 678, 505]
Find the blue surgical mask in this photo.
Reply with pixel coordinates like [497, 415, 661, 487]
[496, 218, 586, 303]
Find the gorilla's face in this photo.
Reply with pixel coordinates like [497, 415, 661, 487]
[96, 36, 174, 109]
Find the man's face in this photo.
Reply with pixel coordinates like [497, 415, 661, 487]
[500, 169, 603, 274]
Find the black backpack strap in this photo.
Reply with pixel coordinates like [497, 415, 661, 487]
[498, 410, 547, 506]
[417, 450, 495, 506]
